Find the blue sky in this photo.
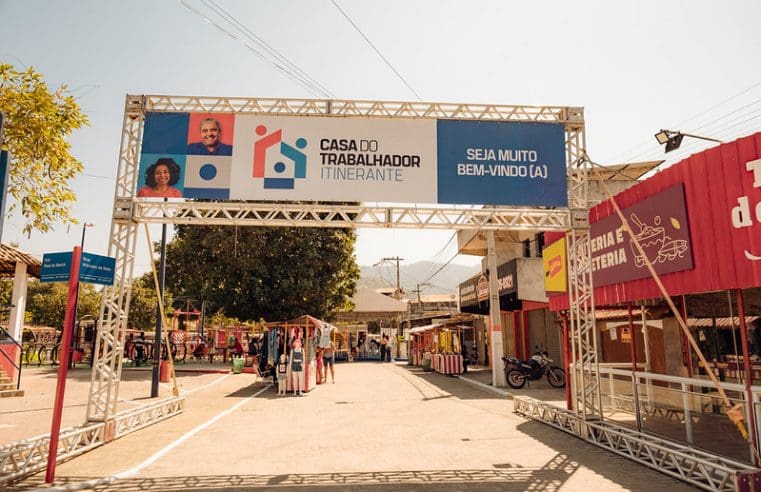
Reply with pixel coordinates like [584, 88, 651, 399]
[1, 0, 761, 280]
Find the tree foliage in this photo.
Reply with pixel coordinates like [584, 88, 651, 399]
[0, 64, 88, 233]
[6, 273, 172, 331]
[127, 272, 175, 331]
[25, 280, 101, 327]
[164, 225, 359, 322]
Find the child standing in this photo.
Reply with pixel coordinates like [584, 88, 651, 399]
[277, 354, 288, 396]
[291, 339, 305, 396]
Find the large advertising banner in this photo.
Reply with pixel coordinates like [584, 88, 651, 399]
[137, 112, 567, 206]
[589, 183, 693, 287]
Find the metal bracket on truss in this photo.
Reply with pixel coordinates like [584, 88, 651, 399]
[113, 198, 135, 222]
[125, 95, 145, 120]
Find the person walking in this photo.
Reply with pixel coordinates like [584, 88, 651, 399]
[322, 341, 336, 383]
[379, 334, 387, 362]
[316, 346, 324, 384]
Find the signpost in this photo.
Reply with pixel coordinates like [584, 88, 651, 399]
[44, 247, 82, 483]
[41, 248, 114, 483]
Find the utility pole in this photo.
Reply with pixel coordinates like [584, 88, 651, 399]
[410, 282, 431, 313]
[374, 256, 404, 300]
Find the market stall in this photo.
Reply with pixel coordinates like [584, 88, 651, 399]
[407, 323, 465, 375]
[265, 315, 334, 393]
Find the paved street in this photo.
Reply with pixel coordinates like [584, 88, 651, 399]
[6, 362, 696, 491]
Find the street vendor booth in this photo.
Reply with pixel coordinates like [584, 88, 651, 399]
[264, 315, 334, 393]
[408, 323, 465, 375]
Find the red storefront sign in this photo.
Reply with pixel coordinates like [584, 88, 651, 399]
[550, 131, 761, 310]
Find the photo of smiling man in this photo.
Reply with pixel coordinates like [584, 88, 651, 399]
[186, 116, 234, 156]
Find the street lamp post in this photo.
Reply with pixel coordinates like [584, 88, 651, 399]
[151, 220, 168, 398]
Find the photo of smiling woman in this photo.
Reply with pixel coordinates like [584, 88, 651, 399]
[137, 157, 183, 198]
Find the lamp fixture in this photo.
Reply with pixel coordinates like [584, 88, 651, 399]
[654, 129, 722, 153]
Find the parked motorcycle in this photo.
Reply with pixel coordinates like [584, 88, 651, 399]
[504, 347, 566, 389]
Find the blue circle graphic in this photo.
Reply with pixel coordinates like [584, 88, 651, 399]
[274, 162, 286, 173]
[199, 164, 217, 181]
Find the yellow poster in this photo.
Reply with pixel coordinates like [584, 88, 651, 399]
[543, 238, 568, 293]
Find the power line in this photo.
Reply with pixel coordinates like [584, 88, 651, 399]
[615, 80, 761, 164]
[673, 80, 761, 129]
[178, 0, 332, 98]
[621, 108, 761, 166]
[331, 0, 422, 101]
[80, 173, 115, 181]
[202, 0, 336, 99]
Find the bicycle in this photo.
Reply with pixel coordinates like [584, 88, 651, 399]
[37, 343, 61, 366]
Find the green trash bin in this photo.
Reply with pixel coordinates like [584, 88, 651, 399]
[232, 357, 244, 374]
[422, 358, 431, 372]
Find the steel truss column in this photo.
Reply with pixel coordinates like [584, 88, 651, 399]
[564, 122, 601, 419]
[86, 96, 144, 423]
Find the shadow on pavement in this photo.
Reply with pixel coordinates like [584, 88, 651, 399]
[9, 462, 606, 491]
[29, 366, 225, 383]
[395, 365, 692, 491]
[397, 365, 504, 401]
[513, 419, 696, 491]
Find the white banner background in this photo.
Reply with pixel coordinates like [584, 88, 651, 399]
[230, 115, 438, 202]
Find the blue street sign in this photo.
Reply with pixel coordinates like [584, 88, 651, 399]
[40, 251, 116, 285]
[40, 252, 73, 283]
[80, 252, 116, 286]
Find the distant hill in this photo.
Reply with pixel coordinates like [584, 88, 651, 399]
[358, 261, 480, 298]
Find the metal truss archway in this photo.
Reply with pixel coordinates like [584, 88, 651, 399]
[1, 96, 597, 485]
[87, 95, 594, 424]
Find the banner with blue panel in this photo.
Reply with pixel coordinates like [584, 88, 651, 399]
[137, 112, 567, 207]
[436, 120, 567, 207]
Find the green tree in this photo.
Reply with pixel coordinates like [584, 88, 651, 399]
[0, 64, 88, 233]
[25, 280, 101, 327]
[127, 272, 174, 331]
[164, 225, 359, 322]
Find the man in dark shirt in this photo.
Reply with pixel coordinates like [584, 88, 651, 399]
[134, 331, 147, 366]
[186, 118, 233, 155]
